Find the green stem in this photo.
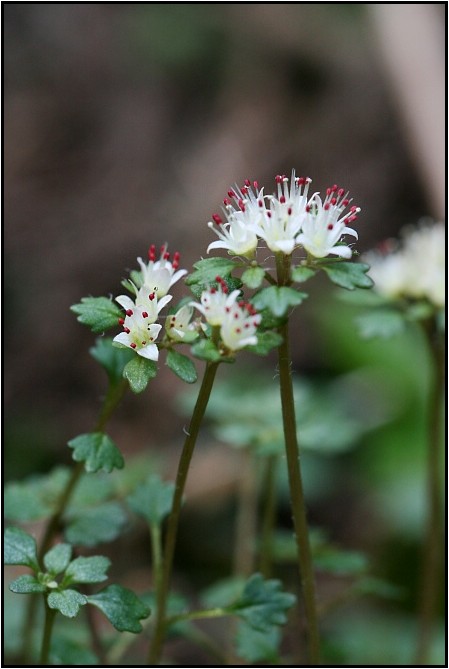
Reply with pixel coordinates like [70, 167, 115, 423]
[167, 606, 229, 626]
[415, 320, 445, 664]
[150, 522, 163, 602]
[275, 252, 321, 665]
[148, 361, 220, 665]
[259, 454, 278, 578]
[39, 601, 56, 665]
[233, 447, 258, 577]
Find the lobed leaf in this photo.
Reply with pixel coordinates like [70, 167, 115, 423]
[67, 432, 124, 474]
[123, 356, 158, 393]
[321, 262, 373, 290]
[166, 349, 198, 384]
[70, 297, 123, 334]
[64, 556, 111, 585]
[127, 474, 175, 527]
[191, 339, 222, 362]
[231, 573, 296, 632]
[90, 337, 134, 383]
[241, 266, 265, 289]
[252, 286, 307, 318]
[291, 265, 317, 283]
[9, 574, 47, 594]
[185, 257, 240, 286]
[43, 544, 72, 576]
[47, 589, 87, 618]
[64, 502, 127, 547]
[246, 331, 283, 356]
[235, 620, 281, 663]
[4, 527, 39, 571]
[87, 584, 150, 633]
[4, 468, 71, 523]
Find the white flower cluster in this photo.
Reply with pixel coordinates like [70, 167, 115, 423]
[207, 171, 360, 259]
[364, 221, 445, 308]
[113, 245, 187, 360]
[190, 276, 262, 351]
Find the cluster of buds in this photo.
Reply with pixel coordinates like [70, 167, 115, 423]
[207, 170, 360, 259]
[113, 245, 187, 360]
[190, 276, 261, 352]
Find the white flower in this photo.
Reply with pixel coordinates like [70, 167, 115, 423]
[252, 171, 312, 255]
[116, 287, 172, 322]
[190, 277, 240, 326]
[220, 300, 261, 351]
[207, 181, 261, 257]
[365, 221, 445, 308]
[296, 184, 359, 259]
[113, 307, 162, 360]
[136, 245, 187, 297]
[165, 304, 199, 343]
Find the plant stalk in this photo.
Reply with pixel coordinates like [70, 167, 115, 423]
[148, 361, 219, 665]
[39, 602, 56, 665]
[275, 252, 320, 665]
[259, 454, 278, 578]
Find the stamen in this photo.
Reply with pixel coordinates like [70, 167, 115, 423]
[126, 309, 133, 316]
[212, 214, 223, 225]
[130, 343, 137, 349]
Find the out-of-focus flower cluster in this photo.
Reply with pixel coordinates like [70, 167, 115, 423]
[207, 170, 360, 260]
[364, 221, 445, 309]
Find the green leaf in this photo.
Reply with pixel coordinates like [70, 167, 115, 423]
[63, 555, 111, 585]
[291, 265, 317, 283]
[355, 309, 406, 338]
[166, 349, 198, 384]
[70, 297, 123, 333]
[123, 356, 158, 393]
[90, 337, 134, 383]
[4, 527, 39, 570]
[313, 548, 369, 576]
[241, 266, 265, 289]
[9, 574, 47, 594]
[65, 502, 127, 547]
[191, 338, 222, 362]
[235, 621, 281, 663]
[127, 475, 175, 526]
[200, 576, 246, 609]
[87, 585, 150, 633]
[44, 544, 72, 576]
[321, 262, 373, 290]
[252, 286, 307, 317]
[50, 637, 99, 666]
[4, 468, 71, 522]
[232, 573, 296, 632]
[247, 331, 283, 356]
[185, 257, 240, 286]
[67, 432, 124, 474]
[47, 589, 87, 618]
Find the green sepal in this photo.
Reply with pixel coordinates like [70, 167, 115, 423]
[231, 573, 296, 632]
[185, 257, 241, 286]
[86, 584, 150, 633]
[47, 589, 88, 618]
[9, 574, 47, 594]
[252, 286, 307, 317]
[123, 356, 158, 393]
[355, 309, 406, 339]
[166, 349, 198, 384]
[127, 474, 175, 527]
[247, 331, 283, 356]
[70, 297, 123, 333]
[291, 265, 317, 283]
[43, 544, 72, 576]
[241, 266, 265, 289]
[321, 261, 373, 290]
[63, 556, 111, 586]
[67, 432, 124, 473]
[4, 527, 39, 571]
[90, 337, 134, 383]
[64, 502, 127, 547]
[191, 339, 222, 362]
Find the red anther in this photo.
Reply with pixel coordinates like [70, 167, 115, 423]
[212, 214, 223, 225]
[130, 343, 137, 349]
[171, 316, 176, 322]
[173, 251, 180, 260]
[225, 306, 230, 313]
[253, 180, 259, 189]
[347, 215, 357, 223]
[148, 244, 156, 261]
[297, 177, 305, 185]
[245, 323, 250, 328]
[342, 199, 349, 207]
[324, 203, 330, 211]
[228, 189, 235, 198]
[160, 245, 166, 255]
[350, 205, 358, 212]
[332, 184, 338, 192]
[141, 341, 146, 346]
[327, 224, 334, 230]
[331, 197, 337, 205]
[234, 312, 239, 319]
[236, 327, 241, 333]
[338, 188, 345, 197]
[258, 199, 264, 207]
[244, 179, 251, 187]
[275, 174, 283, 183]
[126, 309, 133, 316]
[124, 327, 130, 334]
[223, 197, 231, 206]
[215, 275, 223, 284]
[163, 252, 170, 260]
[118, 318, 125, 325]
[238, 300, 246, 307]
[238, 199, 246, 212]
[142, 311, 148, 318]
[210, 287, 216, 294]
[306, 205, 311, 213]
[326, 187, 332, 196]
[241, 186, 248, 195]
[149, 293, 155, 301]
[267, 211, 272, 218]
[280, 195, 286, 204]
[288, 207, 292, 215]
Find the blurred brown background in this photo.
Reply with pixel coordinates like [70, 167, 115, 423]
[4, 3, 445, 478]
